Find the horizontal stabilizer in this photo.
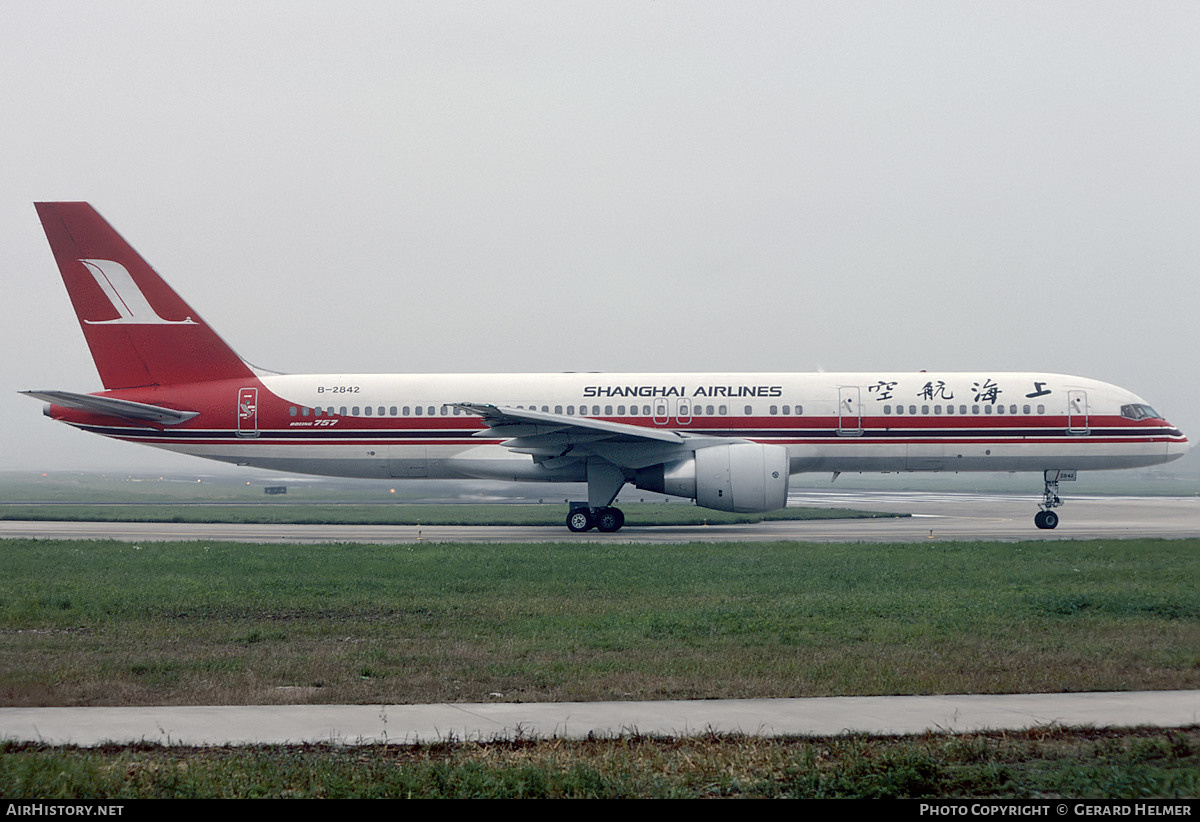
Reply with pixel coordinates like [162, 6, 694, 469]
[21, 390, 199, 425]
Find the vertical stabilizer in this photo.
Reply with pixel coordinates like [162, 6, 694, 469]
[35, 202, 254, 389]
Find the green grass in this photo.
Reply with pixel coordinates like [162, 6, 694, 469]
[2, 728, 1196, 798]
[3, 536, 1196, 798]
[1, 538, 1196, 706]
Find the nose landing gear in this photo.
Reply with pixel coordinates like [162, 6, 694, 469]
[1034, 509, 1059, 529]
[1034, 469, 1073, 529]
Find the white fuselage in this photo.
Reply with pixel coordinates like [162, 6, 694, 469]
[83, 371, 1187, 482]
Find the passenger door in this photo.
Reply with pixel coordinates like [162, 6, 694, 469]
[1067, 390, 1089, 435]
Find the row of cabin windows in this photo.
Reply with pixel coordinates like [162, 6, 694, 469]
[549, 405, 806, 416]
[289, 405, 466, 417]
[546, 404, 743, 416]
[513, 404, 738, 416]
[287, 404, 809, 418]
[883, 404, 1047, 416]
[288, 403, 1054, 419]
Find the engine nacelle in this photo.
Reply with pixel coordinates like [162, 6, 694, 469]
[634, 442, 790, 513]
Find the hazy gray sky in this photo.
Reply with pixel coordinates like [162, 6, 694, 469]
[2, 1, 1197, 473]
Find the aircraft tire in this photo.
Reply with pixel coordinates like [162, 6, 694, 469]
[1034, 510, 1059, 529]
[596, 507, 625, 532]
[567, 508, 594, 532]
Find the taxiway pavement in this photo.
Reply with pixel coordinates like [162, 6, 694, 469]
[1, 492, 1196, 543]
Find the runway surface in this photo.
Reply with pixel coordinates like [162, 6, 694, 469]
[3, 691, 1197, 747]
[1, 492, 1197, 543]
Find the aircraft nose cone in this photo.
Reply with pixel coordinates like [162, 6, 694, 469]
[1165, 426, 1189, 462]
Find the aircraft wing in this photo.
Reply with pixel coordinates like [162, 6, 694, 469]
[450, 402, 738, 470]
[21, 390, 199, 425]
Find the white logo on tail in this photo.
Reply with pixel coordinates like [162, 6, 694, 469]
[79, 259, 196, 325]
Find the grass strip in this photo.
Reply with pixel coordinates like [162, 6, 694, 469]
[2, 727, 1196, 798]
[1, 538, 1196, 706]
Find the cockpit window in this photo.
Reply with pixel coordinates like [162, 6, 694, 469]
[1120, 404, 1160, 421]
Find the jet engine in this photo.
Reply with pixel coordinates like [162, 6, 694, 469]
[634, 442, 789, 513]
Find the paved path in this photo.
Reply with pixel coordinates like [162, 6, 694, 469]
[3, 691, 1197, 747]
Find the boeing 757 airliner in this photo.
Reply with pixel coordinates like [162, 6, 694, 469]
[23, 203, 1188, 531]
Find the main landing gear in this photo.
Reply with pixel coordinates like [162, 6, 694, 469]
[1034, 469, 1070, 530]
[567, 459, 630, 533]
[566, 505, 625, 533]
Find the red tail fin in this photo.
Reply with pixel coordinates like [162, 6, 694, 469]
[35, 202, 255, 389]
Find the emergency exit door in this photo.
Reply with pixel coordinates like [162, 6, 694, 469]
[838, 387, 862, 435]
[237, 387, 258, 438]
